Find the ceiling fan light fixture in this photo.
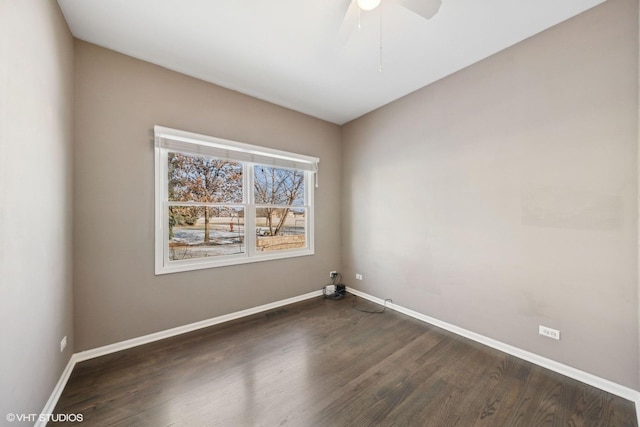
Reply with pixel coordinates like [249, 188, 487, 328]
[357, 0, 381, 11]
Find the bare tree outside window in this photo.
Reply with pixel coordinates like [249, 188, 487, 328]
[167, 153, 244, 259]
[254, 166, 306, 251]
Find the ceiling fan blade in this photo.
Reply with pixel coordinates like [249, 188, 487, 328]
[397, 0, 442, 20]
[338, 0, 360, 44]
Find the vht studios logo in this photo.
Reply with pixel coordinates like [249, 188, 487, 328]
[6, 413, 84, 423]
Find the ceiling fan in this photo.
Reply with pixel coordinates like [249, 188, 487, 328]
[339, 0, 443, 44]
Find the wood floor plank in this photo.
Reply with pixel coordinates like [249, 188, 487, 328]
[51, 295, 637, 426]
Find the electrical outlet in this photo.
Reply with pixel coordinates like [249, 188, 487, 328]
[330, 271, 337, 279]
[60, 336, 67, 352]
[355, 273, 363, 280]
[539, 325, 560, 340]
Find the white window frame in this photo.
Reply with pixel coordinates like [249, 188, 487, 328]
[154, 126, 318, 275]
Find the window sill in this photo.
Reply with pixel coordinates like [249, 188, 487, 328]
[155, 248, 315, 275]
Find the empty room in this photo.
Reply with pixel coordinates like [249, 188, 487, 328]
[1, 0, 639, 425]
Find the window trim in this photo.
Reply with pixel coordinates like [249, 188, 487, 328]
[154, 126, 317, 275]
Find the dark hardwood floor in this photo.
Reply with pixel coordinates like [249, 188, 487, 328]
[52, 294, 637, 426]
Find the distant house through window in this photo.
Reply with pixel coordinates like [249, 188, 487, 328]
[154, 126, 318, 274]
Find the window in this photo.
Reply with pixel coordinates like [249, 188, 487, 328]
[154, 126, 318, 274]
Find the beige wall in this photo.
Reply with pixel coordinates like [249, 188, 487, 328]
[73, 41, 342, 351]
[0, 0, 75, 417]
[342, 0, 639, 389]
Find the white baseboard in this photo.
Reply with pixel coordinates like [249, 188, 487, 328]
[347, 286, 640, 422]
[74, 290, 322, 363]
[38, 290, 323, 423]
[35, 355, 78, 427]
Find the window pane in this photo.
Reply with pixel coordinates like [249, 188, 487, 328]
[169, 153, 243, 203]
[256, 207, 306, 252]
[169, 206, 245, 260]
[254, 166, 304, 206]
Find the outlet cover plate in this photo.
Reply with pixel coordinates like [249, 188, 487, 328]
[539, 325, 560, 340]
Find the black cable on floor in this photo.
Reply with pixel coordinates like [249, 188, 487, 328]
[351, 295, 392, 313]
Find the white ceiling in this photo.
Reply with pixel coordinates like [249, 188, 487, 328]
[57, 0, 605, 125]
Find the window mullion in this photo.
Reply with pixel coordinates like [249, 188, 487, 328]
[245, 163, 256, 257]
